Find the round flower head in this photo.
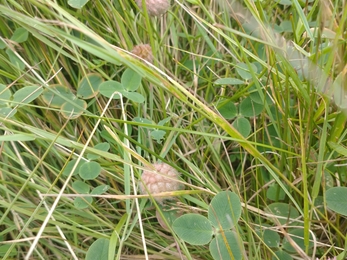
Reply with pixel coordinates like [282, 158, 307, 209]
[131, 44, 153, 63]
[140, 162, 182, 203]
[135, 0, 170, 16]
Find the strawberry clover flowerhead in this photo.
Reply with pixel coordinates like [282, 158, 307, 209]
[131, 44, 153, 64]
[135, 0, 170, 16]
[140, 162, 182, 203]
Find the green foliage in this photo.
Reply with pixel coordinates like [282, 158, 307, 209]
[0, 83, 42, 118]
[79, 161, 101, 180]
[0, 0, 346, 259]
[12, 86, 42, 107]
[68, 0, 90, 9]
[0, 84, 11, 101]
[214, 78, 245, 85]
[208, 191, 241, 230]
[91, 185, 109, 195]
[72, 180, 90, 193]
[0, 40, 5, 49]
[325, 187, 347, 216]
[10, 28, 28, 43]
[173, 191, 242, 259]
[0, 84, 15, 117]
[282, 229, 313, 253]
[150, 130, 166, 143]
[99, 68, 144, 103]
[77, 73, 103, 99]
[2, 27, 29, 70]
[63, 152, 107, 209]
[98, 81, 123, 99]
[156, 204, 181, 231]
[0, 244, 17, 258]
[0, 107, 16, 118]
[275, 0, 293, 5]
[239, 97, 263, 117]
[209, 231, 242, 260]
[121, 68, 142, 91]
[218, 95, 263, 137]
[257, 226, 314, 257]
[328, 142, 347, 156]
[172, 214, 213, 246]
[60, 98, 87, 119]
[133, 116, 171, 143]
[232, 117, 251, 138]
[262, 229, 281, 248]
[41, 85, 75, 108]
[41, 83, 87, 119]
[218, 102, 237, 119]
[72, 180, 93, 209]
[71, 180, 109, 209]
[62, 159, 85, 176]
[272, 250, 293, 260]
[235, 62, 258, 81]
[266, 203, 300, 225]
[85, 238, 109, 260]
[266, 184, 287, 201]
[87, 142, 110, 160]
[0, 133, 35, 141]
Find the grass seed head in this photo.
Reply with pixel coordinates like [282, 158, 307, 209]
[140, 162, 182, 203]
[135, 0, 170, 16]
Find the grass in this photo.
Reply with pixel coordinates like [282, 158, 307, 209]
[0, 0, 346, 259]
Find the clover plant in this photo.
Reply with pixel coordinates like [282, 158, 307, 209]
[216, 62, 268, 137]
[218, 95, 263, 137]
[68, 0, 90, 9]
[0, 28, 46, 118]
[0, 84, 15, 118]
[172, 191, 243, 260]
[133, 116, 171, 143]
[41, 73, 103, 119]
[99, 68, 144, 103]
[62, 142, 110, 209]
[2, 27, 28, 70]
[0, 84, 43, 119]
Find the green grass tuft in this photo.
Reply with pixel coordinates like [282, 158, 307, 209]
[0, 0, 346, 259]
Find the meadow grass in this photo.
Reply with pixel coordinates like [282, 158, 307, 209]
[0, 0, 346, 259]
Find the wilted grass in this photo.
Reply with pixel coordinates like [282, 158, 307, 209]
[0, 0, 346, 259]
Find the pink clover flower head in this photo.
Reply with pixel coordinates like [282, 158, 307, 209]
[131, 44, 153, 64]
[135, 0, 170, 16]
[140, 162, 182, 203]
